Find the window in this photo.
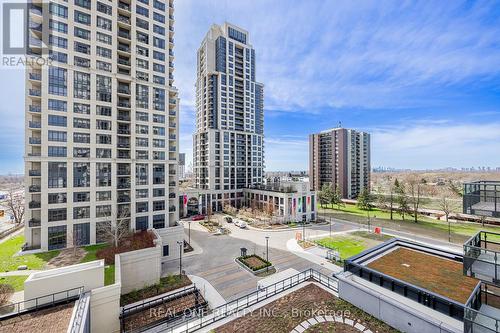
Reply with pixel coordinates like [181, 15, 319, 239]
[153, 126, 165, 136]
[153, 75, 165, 85]
[48, 226, 66, 250]
[137, 46, 149, 57]
[153, 88, 165, 111]
[73, 117, 90, 129]
[49, 20, 67, 33]
[153, 214, 165, 229]
[153, 200, 165, 211]
[136, 5, 149, 17]
[153, 63, 165, 73]
[162, 245, 169, 256]
[96, 120, 112, 130]
[153, 188, 165, 197]
[48, 162, 67, 188]
[97, 61, 111, 72]
[96, 148, 111, 158]
[154, 0, 165, 11]
[96, 221, 111, 243]
[48, 67, 67, 96]
[48, 193, 67, 204]
[96, 75, 112, 102]
[48, 209, 67, 222]
[97, 191, 111, 201]
[136, 216, 148, 231]
[153, 139, 165, 148]
[96, 205, 111, 218]
[153, 114, 165, 123]
[96, 134, 111, 145]
[74, 103, 90, 115]
[74, 71, 90, 99]
[74, 10, 91, 25]
[97, 46, 111, 58]
[137, 32, 149, 44]
[49, 35, 67, 49]
[97, 2, 112, 15]
[136, 84, 149, 108]
[75, 0, 91, 9]
[136, 18, 149, 30]
[136, 202, 148, 213]
[73, 206, 90, 219]
[49, 50, 68, 63]
[73, 162, 90, 187]
[97, 106, 112, 116]
[97, 32, 112, 45]
[96, 163, 112, 186]
[49, 3, 68, 18]
[153, 12, 165, 23]
[136, 137, 148, 147]
[74, 192, 90, 202]
[136, 124, 148, 135]
[74, 56, 90, 68]
[73, 132, 90, 143]
[48, 99, 67, 112]
[73, 147, 90, 157]
[136, 112, 148, 122]
[97, 16, 112, 31]
[153, 51, 165, 61]
[74, 223, 90, 246]
[74, 27, 90, 39]
[136, 164, 148, 185]
[48, 114, 67, 127]
[136, 189, 148, 198]
[48, 146, 67, 157]
[48, 130, 67, 142]
[153, 164, 165, 184]
[74, 41, 90, 54]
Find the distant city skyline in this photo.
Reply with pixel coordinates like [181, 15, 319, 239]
[2, 0, 500, 173]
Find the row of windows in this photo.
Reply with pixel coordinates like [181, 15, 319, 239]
[47, 205, 168, 223]
[46, 147, 168, 159]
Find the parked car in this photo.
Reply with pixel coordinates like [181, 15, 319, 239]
[224, 216, 233, 223]
[192, 214, 205, 221]
[234, 219, 247, 229]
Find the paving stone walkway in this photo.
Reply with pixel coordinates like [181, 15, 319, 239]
[290, 315, 373, 333]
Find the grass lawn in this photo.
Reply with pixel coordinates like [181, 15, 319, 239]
[319, 204, 500, 241]
[315, 236, 367, 260]
[81, 243, 115, 286]
[0, 276, 28, 292]
[0, 235, 60, 272]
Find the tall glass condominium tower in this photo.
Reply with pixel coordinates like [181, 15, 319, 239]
[193, 23, 264, 199]
[24, 0, 180, 251]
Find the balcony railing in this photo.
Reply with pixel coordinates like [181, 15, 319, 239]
[118, 2, 130, 11]
[28, 121, 41, 129]
[464, 231, 500, 283]
[118, 15, 130, 25]
[28, 218, 41, 227]
[29, 72, 41, 80]
[29, 201, 41, 209]
[29, 89, 41, 97]
[29, 185, 41, 193]
[29, 137, 41, 144]
[29, 170, 41, 176]
[118, 31, 131, 40]
[118, 101, 131, 108]
[29, 105, 41, 113]
[118, 44, 130, 53]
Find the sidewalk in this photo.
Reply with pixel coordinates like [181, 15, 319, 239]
[286, 238, 342, 274]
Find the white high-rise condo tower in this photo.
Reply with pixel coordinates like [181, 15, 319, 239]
[193, 23, 264, 207]
[24, 0, 183, 253]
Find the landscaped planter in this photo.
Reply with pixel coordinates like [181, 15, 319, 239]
[236, 254, 274, 275]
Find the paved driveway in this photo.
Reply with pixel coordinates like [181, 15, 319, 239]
[162, 219, 354, 301]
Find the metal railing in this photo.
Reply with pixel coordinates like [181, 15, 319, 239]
[69, 291, 91, 333]
[464, 231, 500, 281]
[0, 286, 83, 320]
[154, 269, 337, 333]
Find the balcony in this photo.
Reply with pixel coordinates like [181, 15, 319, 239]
[118, 196, 131, 203]
[169, 122, 176, 128]
[169, 193, 176, 198]
[118, 15, 130, 25]
[118, 101, 131, 109]
[118, 58, 131, 67]
[29, 105, 41, 113]
[169, 134, 176, 140]
[169, 110, 176, 116]
[117, 183, 130, 189]
[117, 168, 130, 176]
[118, 2, 130, 12]
[28, 218, 41, 227]
[118, 31, 131, 40]
[118, 44, 131, 53]
[29, 169, 41, 176]
[118, 129, 130, 135]
[29, 137, 41, 145]
[29, 89, 41, 97]
[29, 72, 41, 81]
[29, 121, 41, 129]
[29, 201, 41, 209]
[29, 185, 41, 193]
[169, 181, 176, 187]
[118, 87, 130, 95]
[464, 231, 500, 283]
[169, 205, 176, 212]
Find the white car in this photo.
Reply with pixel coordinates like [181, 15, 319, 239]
[234, 220, 247, 229]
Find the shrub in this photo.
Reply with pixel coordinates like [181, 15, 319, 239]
[0, 284, 14, 306]
[96, 230, 155, 265]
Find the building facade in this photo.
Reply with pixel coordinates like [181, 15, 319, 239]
[25, 0, 181, 251]
[309, 128, 370, 199]
[178, 152, 185, 180]
[193, 23, 265, 195]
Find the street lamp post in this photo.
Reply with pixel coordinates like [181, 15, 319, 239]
[265, 236, 269, 272]
[177, 240, 183, 276]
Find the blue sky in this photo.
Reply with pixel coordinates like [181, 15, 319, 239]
[1, 0, 500, 173]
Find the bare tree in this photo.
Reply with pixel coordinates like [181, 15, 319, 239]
[96, 207, 131, 248]
[440, 196, 457, 242]
[6, 187, 24, 225]
[408, 176, 423, 223]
